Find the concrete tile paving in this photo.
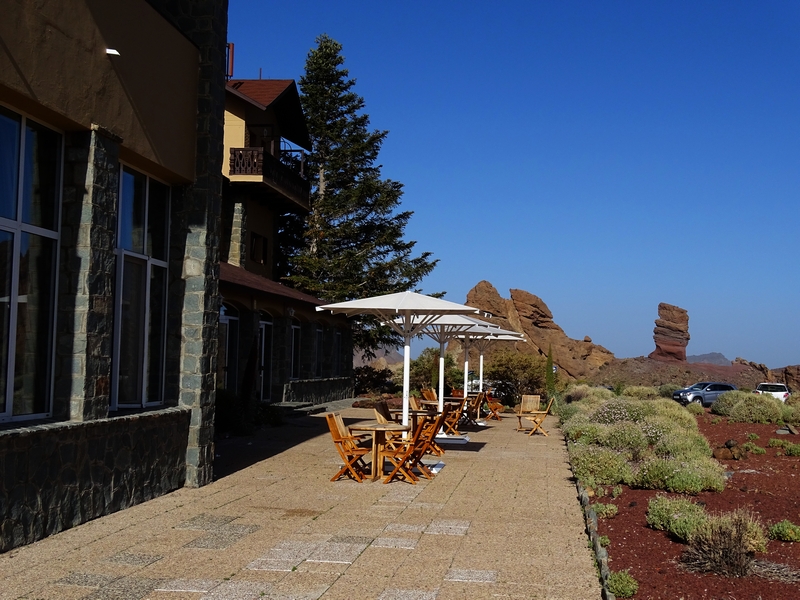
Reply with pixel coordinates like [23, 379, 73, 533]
[0, 408, 599, 600]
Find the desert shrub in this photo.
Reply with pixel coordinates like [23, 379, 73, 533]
[710, 416, 721, 424]
[635, 456, 725, 494]
[658, 383, 682, 398]
[646, 495, 709, 542]
[784, 442, 800, 456]
[562, 416, 608, 445]
[648, 399, 698, 429]
[741, 441, 766, 455]
[555, 401, 582, 423]
[747, 432, 759, 441]
[685, 402, 704, 415]
[781, 404, 800, 424]
[591, 399, 647, 424]
[710, 390, 746, 416]
[682, 510, 766, 577]
[768, 520, 800, 542]
[606, 570, 639, 598]
[568, 444, 633, 488]
[728, 394, 783, 424]
[624, 385, 660, 400]
[652, 430, 712, 460]
[612, 485, 623, 498]
[601, 421, 648, 459]
[599, 535, 611, 547]
[591, 502, 618, 519]
[768, 438, 787, 448]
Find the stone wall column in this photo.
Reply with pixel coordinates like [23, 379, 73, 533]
[56, 125, 119, 421]
[151, 0, 229, 487]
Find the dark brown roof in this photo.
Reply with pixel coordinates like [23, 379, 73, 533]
[219, 261, 323, 306]
[227, 80, 311, 150]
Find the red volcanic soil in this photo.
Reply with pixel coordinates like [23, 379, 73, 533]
[596, 412, 800, 600]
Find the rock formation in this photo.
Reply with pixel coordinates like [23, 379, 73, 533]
[648, 303, 690, 362]
[461, 281, 615, 380]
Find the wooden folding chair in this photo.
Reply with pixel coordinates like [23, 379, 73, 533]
[485, 390, 504, 421]
[463, 392, 485, 426]
[326, 413, 370, 482]
[442, 397, 467, 435]
[333, 411, 370, 445]
[523, 397, 555, 437]
[516, 394, 541, 431]
[382, 417, 427, 484]
[421, 388, 437, 403]
[421, 405, 448, 457]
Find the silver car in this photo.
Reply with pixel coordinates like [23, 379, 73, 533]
[672, 382, 737, 406]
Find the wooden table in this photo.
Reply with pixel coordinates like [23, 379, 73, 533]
[388, 408, 436, 431]
[349, 421, 410, 481]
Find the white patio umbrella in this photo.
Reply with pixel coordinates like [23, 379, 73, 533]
[391, 314, 504, 412]
[316, 291, 479, 426]
[449, 324, 525, 395]
[469, 330, 526, 393]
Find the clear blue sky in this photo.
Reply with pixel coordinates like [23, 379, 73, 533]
[228, 1, 800, 369]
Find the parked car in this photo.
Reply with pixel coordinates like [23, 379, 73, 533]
[672, 382, 737, 406]
[754, 383, 791, 402]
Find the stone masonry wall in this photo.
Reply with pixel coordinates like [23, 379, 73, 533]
[0, 407, 191, 552]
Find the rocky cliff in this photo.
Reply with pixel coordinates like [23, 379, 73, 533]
[461, 281, 614, 380]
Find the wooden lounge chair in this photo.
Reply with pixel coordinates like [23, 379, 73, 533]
[516, 394, 541, 431]
[326, 413, 370, 482]
[522, 397, 555, 437]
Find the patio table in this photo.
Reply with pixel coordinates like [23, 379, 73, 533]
[349, 421, 410, 481]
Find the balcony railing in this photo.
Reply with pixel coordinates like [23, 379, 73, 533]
[229, 147, 310, 207]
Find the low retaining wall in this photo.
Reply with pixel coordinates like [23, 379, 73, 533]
[0, 406, 191, 552]
[282, 377, 354, 405]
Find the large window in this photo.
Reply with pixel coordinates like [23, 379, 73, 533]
[290, 318, 301, 379]
[0, 106, 61, 421]
[112, 166, 169, 408]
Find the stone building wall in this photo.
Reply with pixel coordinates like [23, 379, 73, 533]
[0, 407, 191, 552]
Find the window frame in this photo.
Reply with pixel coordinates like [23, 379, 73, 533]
[111, 164, 170, 410]
[0, 104, 62, 422]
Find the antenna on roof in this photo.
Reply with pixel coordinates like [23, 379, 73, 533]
[225, 42, 234, 80]
[259, 67, 262, 80]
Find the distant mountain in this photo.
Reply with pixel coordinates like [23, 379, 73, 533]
[687, 352, 731, 366]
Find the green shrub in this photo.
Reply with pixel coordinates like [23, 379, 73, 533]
[612, 485, 623, 498]
[602, 421, 649, 457]
[646, 495, 709, 542]
[591, 399, 647, 424]
[652, 431, 711, 460]
[658, 383, 682, 398]
[648, 399, 698, 429]
[710, 390, 745, 416]
[682, 510, 766, 577]
[784, 442, 800, 456]
[768, 520, 800, 542]
[568, 443, 633, 488]
[606, 570, 639, 598]
[591, 502, 618, 519]
[741, 441, 766, 455]
[781, 404, 800, 424]
[728, 394, 783, 424]
[635, 457, 725, 494]
[555, 402, 582, 423]
[747, 432, 759, 441]
[624, 385, 659, 400]
[711, 417, 721, 424]
[685, 402, 704, 415]
[562, 417, 608, 445]
[768, 438, 787, 448]
[599, 535, 611, 547]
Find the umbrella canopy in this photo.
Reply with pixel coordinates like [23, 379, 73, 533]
[317, 291, 479, 425]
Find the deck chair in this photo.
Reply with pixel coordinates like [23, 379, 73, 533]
[421, 405, 448, 457]
[409, 395, 424, 411]
[441, 397, 467, 435]
[326, 413, 370, 482]
[373, 400, 404, 450]
[421, 388, 437, 403]
[523, 397, 555, 437]
[516, 394, 541, 431]
[333, 411, 370, 445]
[382, 417, 427, 484]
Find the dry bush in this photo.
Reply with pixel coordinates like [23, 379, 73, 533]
[681, 509, 767, 577]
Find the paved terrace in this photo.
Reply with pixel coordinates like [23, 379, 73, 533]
[0, 406, 600, 600]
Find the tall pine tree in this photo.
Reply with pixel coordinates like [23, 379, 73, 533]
[281, 34, 437, 355]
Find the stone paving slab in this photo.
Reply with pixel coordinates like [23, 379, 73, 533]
[0, 409, 600, 600]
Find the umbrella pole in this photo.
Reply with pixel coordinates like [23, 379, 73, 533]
[462, 336, 470, 398]
[479, 352, 484, 392]
[402, 334, 411, 428]
[438, 339, 446, 413]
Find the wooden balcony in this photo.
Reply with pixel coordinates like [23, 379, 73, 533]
[229, 147, 310, 210]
